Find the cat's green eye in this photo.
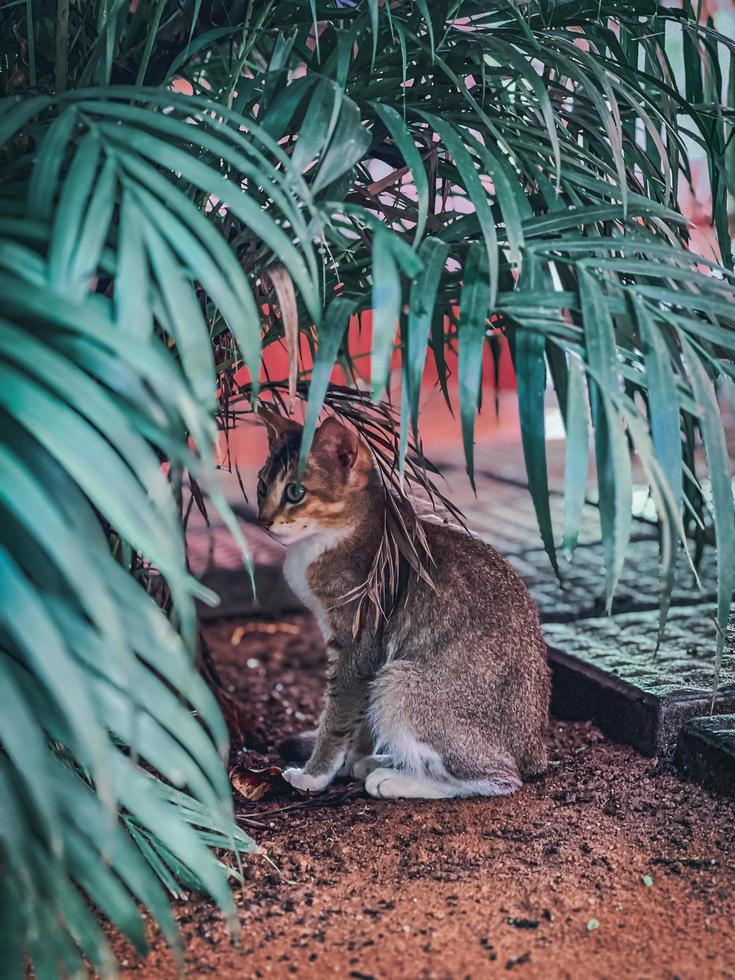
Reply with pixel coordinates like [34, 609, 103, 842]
[284, 482, 306, 504]
[257, 477, 267, 500]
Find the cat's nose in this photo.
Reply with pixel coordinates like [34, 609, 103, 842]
[259, 516, 273, 529]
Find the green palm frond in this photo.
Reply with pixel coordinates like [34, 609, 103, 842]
[0, 57, 375, 970]
[1, 1, 734, 974]
[0, 92, 288, 974]
[214, 0, 734, 660]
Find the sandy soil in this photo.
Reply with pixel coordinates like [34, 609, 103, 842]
[116, 613, 735, 980]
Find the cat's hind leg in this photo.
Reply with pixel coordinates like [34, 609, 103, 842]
[337, 720, 378, 777]
[367, 661, 522, 800]
[364, 767, 520, 799]
[351, 754, 391, 780]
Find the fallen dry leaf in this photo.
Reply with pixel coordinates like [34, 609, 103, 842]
[262, 265, 298, 409]
[230, 625, 246, 646]
[231, 765, 283, 801]
[230, 623, 301, 646]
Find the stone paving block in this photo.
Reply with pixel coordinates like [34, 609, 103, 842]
[466, 491, 604, 553]
[509, 540, 718, 623]
[186, 513, 299, 620]
[435, 437, 658, 499]
[436, 468, 604, 553]
[197, 562, 302, 621]
[544, 605, 735, 759]
[187, 518, 284, 576]
[440, 466, 658, 554]
[433, 438, 568, 492]
[676, 715, 735, 798]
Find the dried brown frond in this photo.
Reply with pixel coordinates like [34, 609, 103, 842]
[227, 381, 468, 637]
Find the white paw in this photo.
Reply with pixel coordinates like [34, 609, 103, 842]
[352, 754, 391, 780]
[281, 767, 331, 793]
[364, 767, 405, 799]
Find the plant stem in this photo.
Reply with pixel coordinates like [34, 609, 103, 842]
[25, 0, 36, 87]
[55, 0, 70, 93]
[224, 0, 274, 109]
[78, 0, 123, 87]
[135, 0, 166, 86]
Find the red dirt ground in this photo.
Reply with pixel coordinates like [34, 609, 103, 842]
[117, 612, 735, 980]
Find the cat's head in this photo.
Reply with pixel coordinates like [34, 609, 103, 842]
[256, 409, 375, 542]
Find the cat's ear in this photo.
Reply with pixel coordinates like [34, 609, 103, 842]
[257, 406, 300, 448]
[312, 417, 359, 469]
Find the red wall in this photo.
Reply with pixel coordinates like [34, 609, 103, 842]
[251, 310, 517, 392]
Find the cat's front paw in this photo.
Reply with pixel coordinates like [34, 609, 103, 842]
[281, 767, 332, 793]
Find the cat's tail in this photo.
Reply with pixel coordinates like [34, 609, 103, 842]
[278, 729, 318, 763]
[519, 741, 548, 779]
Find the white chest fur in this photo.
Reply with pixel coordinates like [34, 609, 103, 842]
[282, 530, 349, 641]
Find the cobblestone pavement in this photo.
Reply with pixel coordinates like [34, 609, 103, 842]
[545, 606, 735, 759]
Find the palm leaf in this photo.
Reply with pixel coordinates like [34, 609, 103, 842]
[1, 2, 734, 975]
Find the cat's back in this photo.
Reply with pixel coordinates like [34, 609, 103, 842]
[385, 517, 550, 778]
[418, 518, 541, 628]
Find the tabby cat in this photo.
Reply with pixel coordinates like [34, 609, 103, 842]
[256, 409, 549, 800]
